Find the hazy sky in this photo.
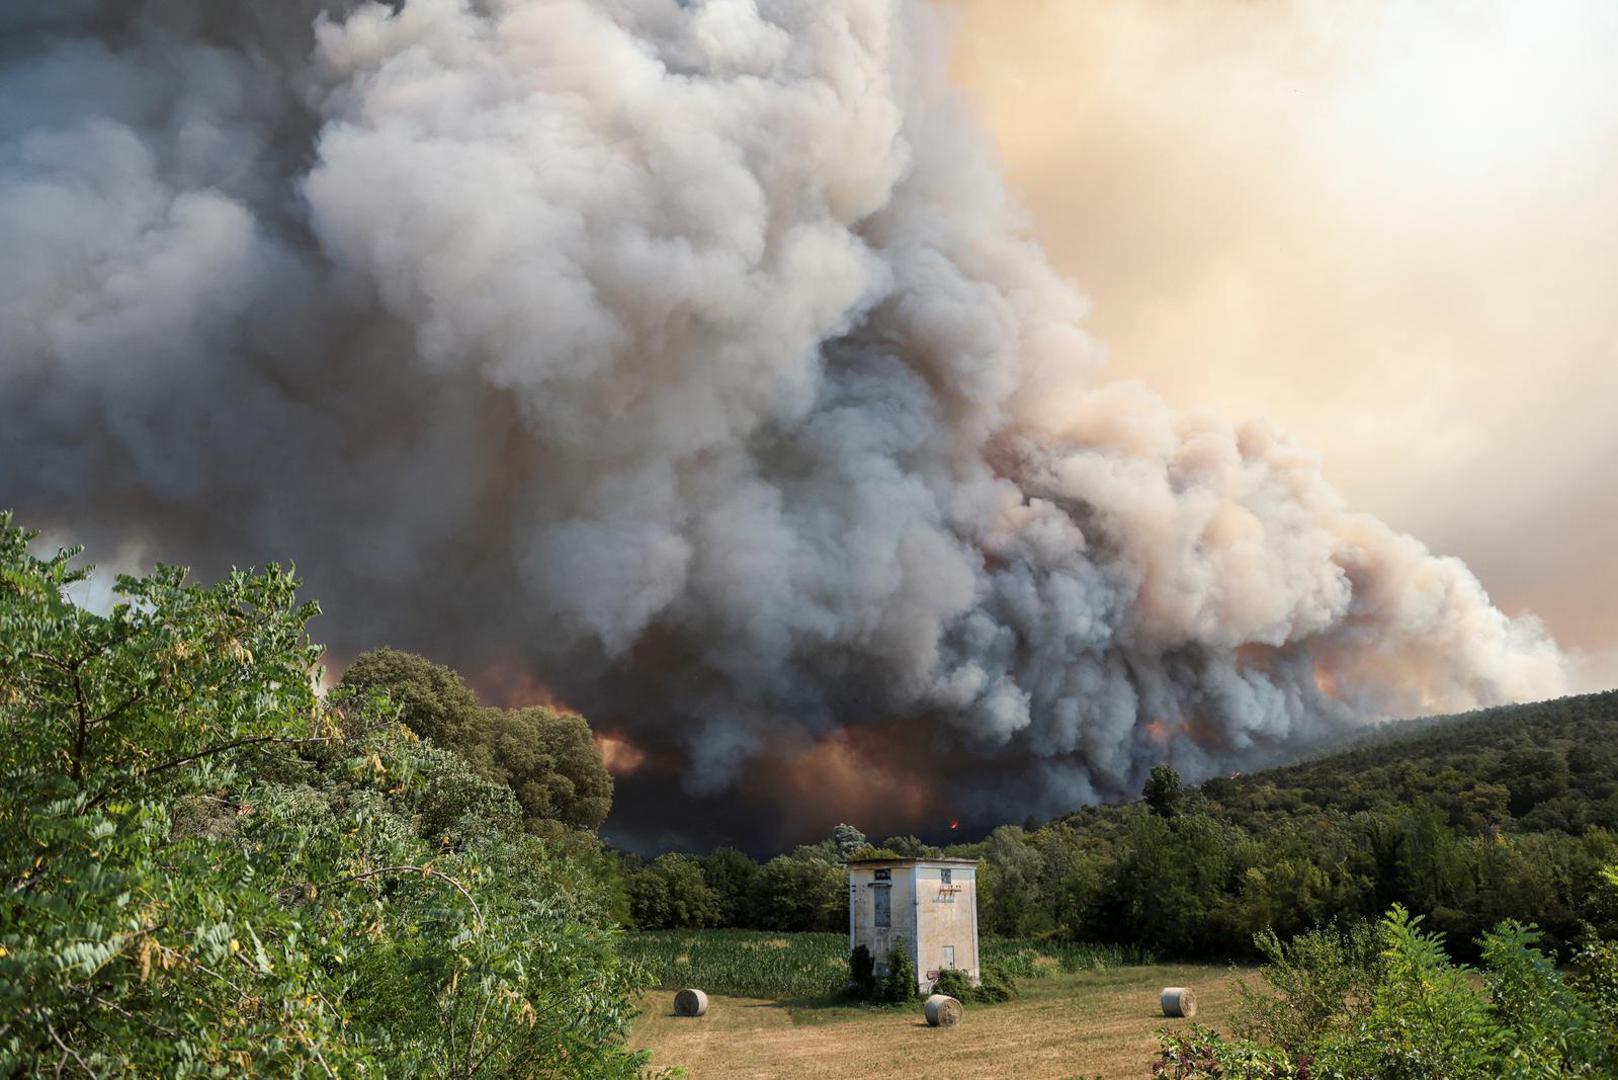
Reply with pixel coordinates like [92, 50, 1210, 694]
[949, 0, 1618, 690]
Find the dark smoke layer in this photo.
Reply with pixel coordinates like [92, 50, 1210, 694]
[0, 0, 1565, 850]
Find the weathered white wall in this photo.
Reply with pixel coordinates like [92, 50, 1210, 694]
[849, 862, 979, 993]
[849, 865, 916, 981]
[913, 864, 979, 990]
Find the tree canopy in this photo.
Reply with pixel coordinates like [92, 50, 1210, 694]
[339, 648, 612, 832]
[0, 515, 644, 1076]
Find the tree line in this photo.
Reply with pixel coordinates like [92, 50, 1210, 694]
[626, 691, 1618, 963]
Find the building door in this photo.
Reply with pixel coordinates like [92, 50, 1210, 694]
[874, 885, 891, 928]
[942, 945, 955, 969]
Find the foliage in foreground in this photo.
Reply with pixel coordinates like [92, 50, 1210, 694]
[1156, 902, 1618, 1079]
[0, 515, 646, 1077]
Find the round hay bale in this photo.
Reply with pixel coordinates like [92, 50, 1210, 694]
[674, 988, 709, 1017]
[1161, 986, 1197, 1018]
[924, 993, 963, 1027]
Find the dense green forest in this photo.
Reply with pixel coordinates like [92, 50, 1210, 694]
[625, 690, 1618, 963]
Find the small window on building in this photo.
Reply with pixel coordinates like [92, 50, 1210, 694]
[940, 869, 952, 885]
[874, 868, 891, 881]
[874, 885, 891, 928]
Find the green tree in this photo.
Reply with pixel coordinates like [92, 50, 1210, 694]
[0, 516, 646, 1076]
[340, 647, 482, 745]
[340, 650, 613, 832]
[1499, 747, 1569, 818]
[624, 863, 674, 930]
[831, 823, 868, 862]
[748, 856, 847, 932]
[977, 826, 1051, 937]
[879, 835, 941, 858]
[701, 847, 761, 926]
[1145, 764, 1185, 819]
[1099, 812, 1239, 955]
[625, 854, 721, 929]
[882, 940, 916, 1003]
[465, 705, 613, 831]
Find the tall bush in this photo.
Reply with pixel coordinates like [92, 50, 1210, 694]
[1165, 902, 1618, 1079]
[0, 515, 646, 1076]
[882, 941, 916, 1003]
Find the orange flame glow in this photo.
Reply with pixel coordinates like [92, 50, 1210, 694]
[1314, 663, 1339, 699]
[594, 733, 647, 776]
[470, 655, 571, 710]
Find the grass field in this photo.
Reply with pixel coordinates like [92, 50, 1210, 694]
[622, 930, 1156, 999]
[632, 962, 1245, 1079]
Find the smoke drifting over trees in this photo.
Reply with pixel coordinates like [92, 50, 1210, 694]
[0, 0, 1567, 848]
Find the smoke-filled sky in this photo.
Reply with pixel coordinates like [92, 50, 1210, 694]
[1, 0, 1605, 851]
[949, 0, 1618, 694]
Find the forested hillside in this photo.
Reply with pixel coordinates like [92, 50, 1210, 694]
[1188, 691, 1618, 833]
[625, 691, 1618, 963]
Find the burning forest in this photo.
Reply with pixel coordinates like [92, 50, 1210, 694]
[0, 0, 1569, 850]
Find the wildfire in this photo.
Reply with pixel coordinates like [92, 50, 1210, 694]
[471, 656, 571, 710]
[594, 733, 647, 776]
[1314, 663, 1339, 699]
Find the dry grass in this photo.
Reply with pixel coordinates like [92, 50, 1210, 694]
[632, 963, 1247, 1079]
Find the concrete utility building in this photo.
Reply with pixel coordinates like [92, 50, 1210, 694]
[848, 857, 980, 993]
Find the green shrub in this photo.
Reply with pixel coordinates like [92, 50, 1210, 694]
[1314, 907, 1503, 1079]
[1480, 920, 1609, 1074]
[1167, 902, 1618, 1079]
[931, 966, 1018, 1004]
[989, 946, 1040, 979]
[883, 940, 917, 1003]
[0, 516, 647, 1077]
[848, 944, 877, 998]
[930, 967, 971, 1000]
[1232, 919, 1381, 1053]
[973, 966, 1019, 1002]
[1155, 1026, 1295, 1080]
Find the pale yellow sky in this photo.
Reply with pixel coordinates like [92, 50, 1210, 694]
[949, 0, 1618, 690]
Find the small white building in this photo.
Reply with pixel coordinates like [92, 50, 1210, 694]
[847, 857, 980, 993]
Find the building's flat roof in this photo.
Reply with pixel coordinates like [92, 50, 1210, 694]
[846, 857, 980, 867]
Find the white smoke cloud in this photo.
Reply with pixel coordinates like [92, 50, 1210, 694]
[0, 0, 1567, 844]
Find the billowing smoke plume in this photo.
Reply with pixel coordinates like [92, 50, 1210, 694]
[0, 0, 1566, 849]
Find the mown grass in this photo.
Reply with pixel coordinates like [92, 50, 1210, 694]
[622, 930, 1155, 1000]
[633, 963, 1245, 1080]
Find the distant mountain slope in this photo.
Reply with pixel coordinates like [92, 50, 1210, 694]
[1189, 689, 1618, 834]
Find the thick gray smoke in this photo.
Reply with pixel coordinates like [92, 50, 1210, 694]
[1, 0, 1566, 848]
